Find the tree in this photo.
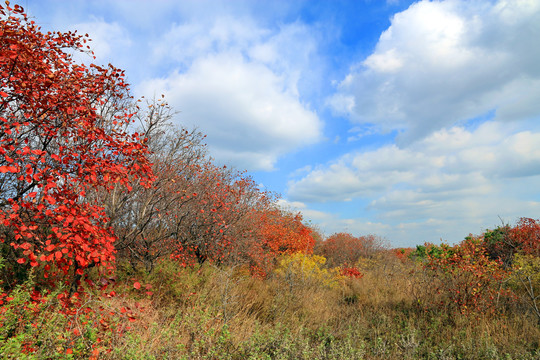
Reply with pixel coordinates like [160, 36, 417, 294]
[0, 2, 152, 289]
[245, 208, 315, 276]
[318, 232, 385, 267]
[507, 218, 540, 321]
[509, 217, 540, 257]
[482, 225, 515, 268]
[96, 100, 282, 272]
[482, 218, 540, 268]
[92, 98, 206, 272]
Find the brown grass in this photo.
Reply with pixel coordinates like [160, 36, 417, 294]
[2, 256, 539, 359]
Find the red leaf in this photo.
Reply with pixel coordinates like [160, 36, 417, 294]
[0, 166, 17, 173]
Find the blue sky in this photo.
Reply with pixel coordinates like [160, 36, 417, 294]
[23, 0, 540, 247]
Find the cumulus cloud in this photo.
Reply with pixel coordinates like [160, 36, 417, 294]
[139, 52, 321, 171]
[287, 122, 540, 244]
[139, 18, 323, 171]
[328, 0, 540, 141]
[290, 0, 540, 246]
[289, 122, 540, 202]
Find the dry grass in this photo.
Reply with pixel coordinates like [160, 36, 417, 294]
[2, 256, 539, 359]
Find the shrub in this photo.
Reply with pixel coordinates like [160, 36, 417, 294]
[340, 266, 363, 279]
[274, 253, 340, 290]
[511, 253, 540, 321]
[424, 237, 510, 315]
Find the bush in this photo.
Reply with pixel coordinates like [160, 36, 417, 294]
[510, 253, 540, 321]
[424, 237, 511, 315]
[274, 253, 341, 290]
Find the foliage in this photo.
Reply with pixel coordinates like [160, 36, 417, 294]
[339, 266, 363, 279]
[509, 217, 540, 257]
[511, 253, 540, 321]
[96, 100, 206, 273]
[424, 237, 511, 315]
[274, 253, 340, 290]
[0, 2, 152, 290]
[247, 209, 315, 276]
[318, 232, 385, 267]
[482, 225, 515, 267]
[391, 247, 415, 263]
[95, 96, 313, 275]
[481, 218, 540, 268]
[0, 272, 134, 359]
[410, 243, 453, 261]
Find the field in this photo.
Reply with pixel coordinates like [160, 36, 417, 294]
[2, 248, 539, 359]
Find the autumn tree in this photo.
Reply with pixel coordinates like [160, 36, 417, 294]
[90, 98, 207, 272]
[167, 162, 253, 267]
[244, 208, 315, 276]
[481, 218, 540, 268]
[505, 218, 540, 321]
[95, 99, 280, 272]
[318, 232, 385, 267]
[509, 217, 540, 257]
[166, 161, 288, 271]
[0, 3, 152, 289]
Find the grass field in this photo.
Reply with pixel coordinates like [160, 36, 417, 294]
[2, 252, 539, 359]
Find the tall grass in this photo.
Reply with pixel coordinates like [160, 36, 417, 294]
[2, 255, 539, 359]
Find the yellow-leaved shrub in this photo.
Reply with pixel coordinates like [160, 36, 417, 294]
[273, 253, 342, 289]
[511, 253, 540, 320]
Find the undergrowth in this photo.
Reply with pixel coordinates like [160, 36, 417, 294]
[3, 254, 538, 359]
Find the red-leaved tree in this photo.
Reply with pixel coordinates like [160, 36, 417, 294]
[245, 208, 315, 276]
[0, 2, 152, 289]
[318, 232, 384, 267]
[509, 217, 540, 257]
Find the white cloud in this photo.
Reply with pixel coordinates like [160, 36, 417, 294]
[328, 0, 540, 141]
[287, 122, 540, 244]
[133, 15, 324, 171]
[151, 17, 267, 69]
[290, 122, 540, 202]
[276, 199, 331, 222]
[41, 3, 324, 173]
[69, 18, 132, 66]
[300, 0, 540, 246]
[363, 48, 403, 72]
[139, 50, 322, 171]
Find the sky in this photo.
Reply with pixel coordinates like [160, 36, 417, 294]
[21, 0, 540, 247]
